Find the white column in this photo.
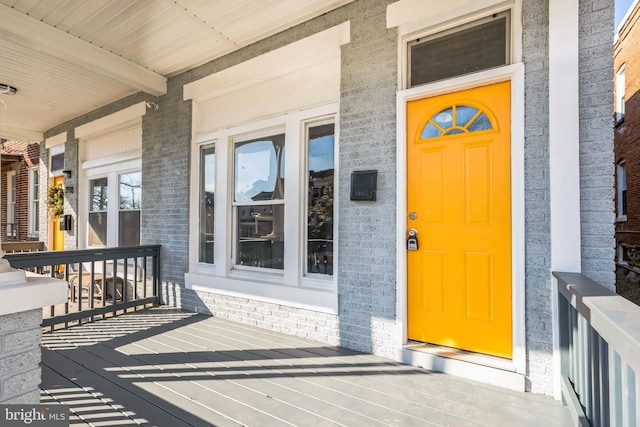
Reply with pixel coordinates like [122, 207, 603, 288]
[549, 0, 581, 273]
[549, 0, 581, 401]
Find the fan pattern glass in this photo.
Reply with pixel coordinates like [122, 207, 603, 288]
[420, 105, 492, 139]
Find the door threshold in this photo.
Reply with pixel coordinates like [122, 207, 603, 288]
[401, 341, 525, 391]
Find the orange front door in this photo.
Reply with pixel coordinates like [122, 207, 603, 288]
[50, 176, 65, 251]
[406, 81, 512, 358]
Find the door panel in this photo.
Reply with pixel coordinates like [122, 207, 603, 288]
[407, 81, 512, 359]
[52, 176, 64, 251]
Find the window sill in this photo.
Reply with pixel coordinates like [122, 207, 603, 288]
[184, 271, 338, 315]
[616, 215, 628, 222]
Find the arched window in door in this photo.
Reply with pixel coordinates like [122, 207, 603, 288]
[420, 104, 493, 139]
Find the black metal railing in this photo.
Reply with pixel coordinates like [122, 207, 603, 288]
[5, 245, 161, 330]
[555, 272, 639, 427]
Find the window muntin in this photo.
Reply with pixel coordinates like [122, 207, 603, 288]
[199, 144, 215, 264]
[306, 123, 335, 276]
[420, 104, 493, 139]
[118, 172, 141, 246]
[617, 161, 627, 219]
[28, 168, 39, 235]
[408, 12, 510, 87]
[88, 177, 108, 246]
[233, 133, 285, 270]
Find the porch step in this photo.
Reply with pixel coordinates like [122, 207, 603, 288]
[401, 343, 526, 392]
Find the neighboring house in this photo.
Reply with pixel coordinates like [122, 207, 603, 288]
[0, 139, 40, 242]
[36, 0, 614, 398]
[614, 0, 640, 306]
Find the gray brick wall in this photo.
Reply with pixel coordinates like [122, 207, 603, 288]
[337, 0, 397, 358]
[0, 309, 42, 404]
[521, 0, 616, 395]
[579, 0, 615, 288]
[523, 0, 553, 395]
[153, 0, 398, 358]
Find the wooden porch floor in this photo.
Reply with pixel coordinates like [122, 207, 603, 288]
[40, 308, 572, 427]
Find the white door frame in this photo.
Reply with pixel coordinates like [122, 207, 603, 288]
[395, 63, 526, 374]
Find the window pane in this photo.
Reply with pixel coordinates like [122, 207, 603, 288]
[88, 212, 107, 246]
[234, 134, 285, 202]
[50, 153, 64, 172]
[199, 144, 215, 264]
[410, 15, 507, 87]
[236, 204, 284, 269]
[90, 178, 108, 211]
[119, 172, 141, 209]
[307, 123, 334, 276]
[119, 211, 140, 246]
[89, 178, 108, 246]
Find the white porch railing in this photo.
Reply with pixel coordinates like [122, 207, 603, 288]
[554, 272, 640, 427]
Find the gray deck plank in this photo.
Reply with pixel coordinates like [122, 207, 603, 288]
[41, 329, 245, 426]
[151, 327, 475, 427]
[59, 322, 336, 427]
[185, 316, 572, 425]
[40, 308, 572, 427]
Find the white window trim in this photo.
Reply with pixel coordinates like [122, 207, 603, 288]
[79, 158, 141, 249]
[28, 167, 40, 237]
[6, 170, 16, 236]
[390, 0, 525, 379]
[395, 63, 526, 377]
[186, 103, 339, 314]
[616, 64, 626, 123]
[389, 0, 522, 91]
[49, 145, 65, 176]
[617, 161, 627, 222]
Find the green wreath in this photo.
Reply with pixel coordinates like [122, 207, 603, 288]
[47, 185, 64, 219]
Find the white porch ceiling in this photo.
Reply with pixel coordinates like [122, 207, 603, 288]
[0, 0, 354, 142]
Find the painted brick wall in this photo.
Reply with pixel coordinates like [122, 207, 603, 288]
[150, 0, 398, 358]
[0, 309, 42, 404]
[336, 0, 397, 358]
[522, 0, 554, 395]
[579, 0, 615, 288]
[521, 0, 615, 395]
[44, 92, 153, 252]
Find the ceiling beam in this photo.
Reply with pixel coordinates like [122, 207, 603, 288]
[0, 3, 167, 96]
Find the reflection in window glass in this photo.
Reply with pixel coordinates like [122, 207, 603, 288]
[307, 123, 335, 276]
[234, 134, 285, 202]
[234, 133, 285, 270]
[89, 177, 108, 246]
[199, 144, 215, 264]
[119, 172, 141, 209]
[236, 204, 284, 269]
[118, 172, 141, 246]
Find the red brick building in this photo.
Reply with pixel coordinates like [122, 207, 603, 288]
[0, 139, 40, 242]
[614, 1, 640, 304]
